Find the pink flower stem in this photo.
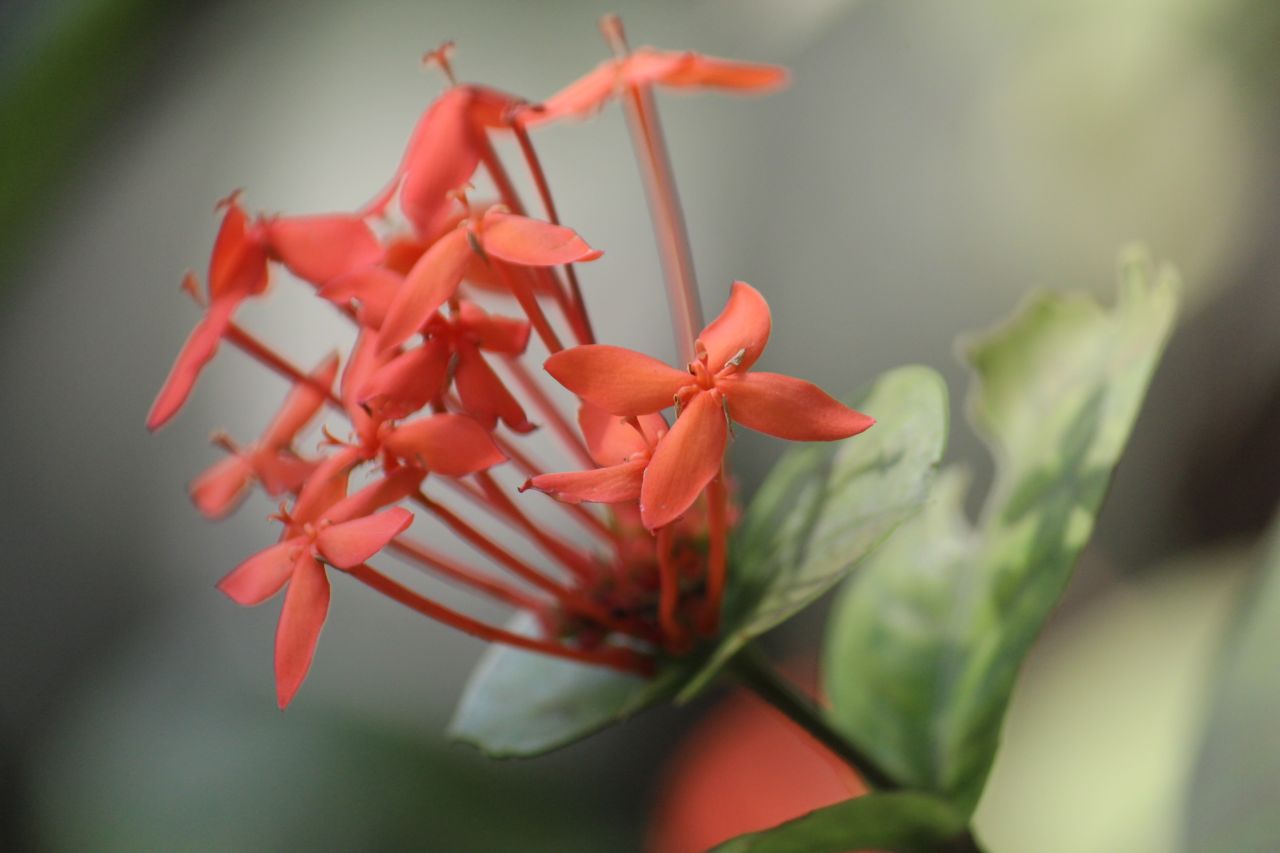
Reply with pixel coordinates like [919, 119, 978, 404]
[492, 259, 564, 353]
[472, 470, 599, 581]
[477, 133, 583, 344]
[346, 563, 653, 675]
[224, 323, 342, 406]
[597, 14, 703, 367]
[412, 489, 637, 637]
[442, 391, 621, 547]
[510, 116, 595, 344]
[412, 489, 570, 598]
[387, 535, 545, 611]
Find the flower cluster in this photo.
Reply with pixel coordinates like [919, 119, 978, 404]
[149, 19, 872, 708]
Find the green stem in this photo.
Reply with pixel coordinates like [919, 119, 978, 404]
[730, 644, 985, 853]
[729, 644, 899, 790]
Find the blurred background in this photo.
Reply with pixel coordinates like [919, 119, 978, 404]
[2, 0, 1279, 850]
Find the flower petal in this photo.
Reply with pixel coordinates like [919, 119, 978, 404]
[640, 391, 728, 530]
[526, 460, 647, 505]
[578, 404, 663, 467]
[377, 227, 471, 353]
[534, 52, 687, 123]
[662, 53, 789, 92]
[698, 281, 772, 374]
[315, 507, 414, 569]
[190, 454, 253, 519]
[261, 353, 340, 450]
[399, 87, 482, 237]
[545, 345, 690, 417]
[217, 538, 303, 606]
[457, 301, 530, 355]
[253, 452, 316, 496]
[263, 215, 382, 286]
[479, 209, 602, 266]
[454, 344, 533, 433]
[146, 297, 237, 431]
[325, 468, 425, 525]
[358, 339, 450, 421]
[274, 552, 330, 709]
[208, 197, 269, 300]
[382, 414, 507, 477]
[290, 446, 360, 528]
[721, 373, 875, 441]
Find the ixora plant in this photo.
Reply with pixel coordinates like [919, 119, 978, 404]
[148, 18, 1180, 852]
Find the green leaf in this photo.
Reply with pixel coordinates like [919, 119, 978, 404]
[1183, 513, 1280, 852]
[825, 250, 1180, 814]
[679, 365, 949, 701]
[712, 792, 969, 853]
[448, 613, 686, 757]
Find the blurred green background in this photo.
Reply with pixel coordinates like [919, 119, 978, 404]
[2, 0, 1278, 850]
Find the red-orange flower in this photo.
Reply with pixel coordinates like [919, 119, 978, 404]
[217, 473, 416, 708]
[147, 194, 268, 430]
[546, 282, 874, 529]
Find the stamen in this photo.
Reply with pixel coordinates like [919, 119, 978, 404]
[422, 40, 458, 86]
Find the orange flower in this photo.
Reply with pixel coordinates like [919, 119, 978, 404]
[546, 282, 873, 529]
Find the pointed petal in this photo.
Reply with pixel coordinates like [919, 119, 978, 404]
[399, 87, 482, 237]
[208, 198, 269, 299]
[457, 301, 530, 355]
[190, 454, 254, 519]
[274, 553, 330, 709]
[325, 467, 425, 525]
[721, 373, 875, 441]
[698, 281, 772, 374]
[622, 49, 698, 87]
[377, 227, 471, 353]
[546, 345, 690, 416]
[261, 353, 339, 449]
[662, 53, 789, 92]
[533, 52, 687, 123]
[253, 452, 316, 496]
[640, 391, 728, 530]
[532, 61, 620, 123]
[290, 446, 360, 528]
[382, 414, 507, 477]
[454, 345, 534, 433]
[217, 538, 303, 605]
[315, 507, 414, 569]
[263, 215, 382, 286]
[527, 460, 647, 505]
[480, 210, 602, 266]
[319, 267, 401, 330]
[578, 404, 662, 466]
[358, 339, 450, 420]
[146, 297, 237, 431]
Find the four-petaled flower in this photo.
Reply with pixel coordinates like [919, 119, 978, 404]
[546, 282, 874, 529]
[217, 473, 416, 708]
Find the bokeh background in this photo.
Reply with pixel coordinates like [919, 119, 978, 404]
[3, 0, 1279, 850]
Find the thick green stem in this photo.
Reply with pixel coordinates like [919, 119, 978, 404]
[730, 644, 899, 790]
[730, 645, 985, 853]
